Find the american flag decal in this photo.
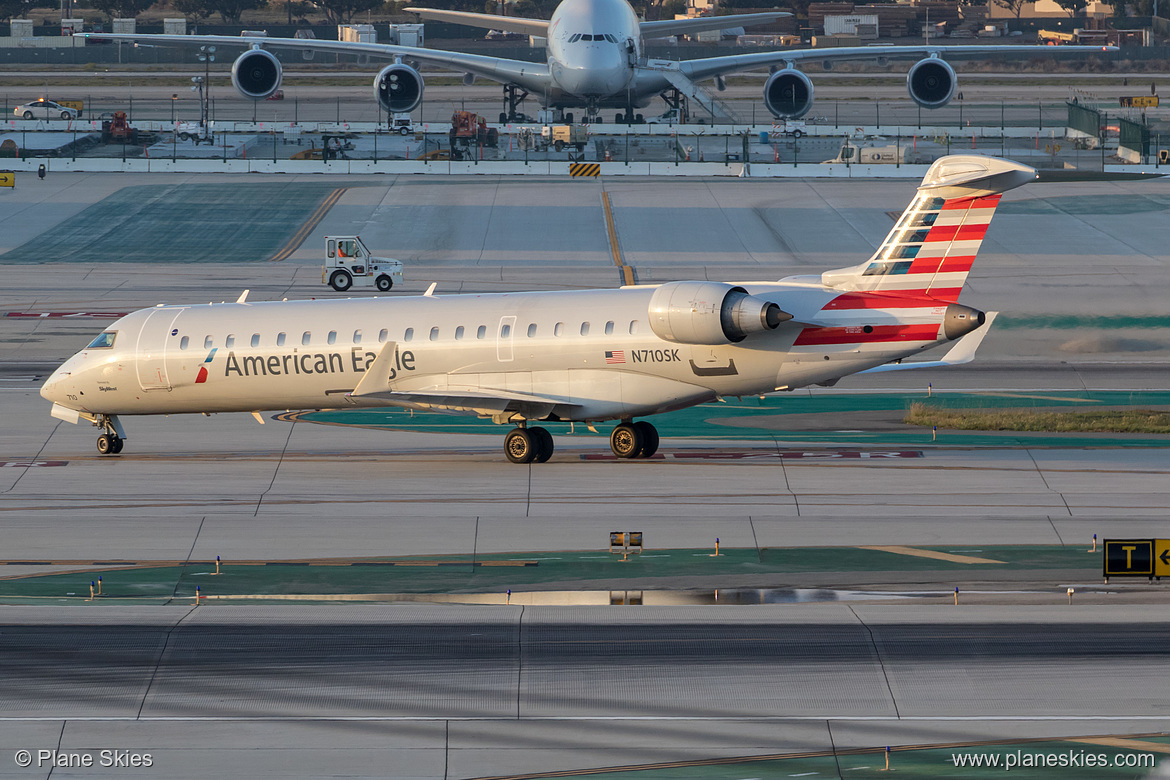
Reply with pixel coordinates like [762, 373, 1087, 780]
[605, 350, 626, 364]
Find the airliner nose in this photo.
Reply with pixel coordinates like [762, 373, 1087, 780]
[560, 47, 627, 96]
[40, 366, 70, 404]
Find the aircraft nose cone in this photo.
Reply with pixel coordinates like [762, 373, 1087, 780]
[40, 367, 70, 404]
[560, 48, 627, 96]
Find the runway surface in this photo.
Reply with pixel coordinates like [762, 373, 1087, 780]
[0, 172, 1168, 777]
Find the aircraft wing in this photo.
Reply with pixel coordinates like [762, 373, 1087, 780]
[859, 312, 997, 374]
[73, 33, 554, 93]
[640, 12, 790, 39]
[404, 7, 550, 37]
[352, 387, 582, 418]
[679, 44, 1116, 82]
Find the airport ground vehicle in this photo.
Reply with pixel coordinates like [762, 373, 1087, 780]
[390, 113, 414, 135]
[540, 124, 587, 152]
[43, 156, 1031, 463]
[823, 138, 914, 165]
[323, 235, 404, 292]
[14, 100, 80, 120]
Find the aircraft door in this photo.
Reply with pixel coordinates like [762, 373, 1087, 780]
[496, 315, 516, 362]
[136, 308, 184, 391]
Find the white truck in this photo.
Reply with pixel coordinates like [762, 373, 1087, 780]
[323, 235, 404, 292]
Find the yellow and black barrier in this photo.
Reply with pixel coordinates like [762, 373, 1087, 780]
[569, 162, 600, 177]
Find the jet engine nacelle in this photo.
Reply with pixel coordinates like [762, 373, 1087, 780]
[231, 49, 283, 100]
[763, 69, 814, 120]
[648, 281, 791, 345]
[907, 57, 956, 110]
[374, 64, 424, 114]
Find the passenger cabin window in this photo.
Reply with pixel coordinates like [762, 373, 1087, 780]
[477, 325, 487, 339]
[251, 334, 260, 347]
[580, 322, 590, 336]
[455, 326, 465, 340]
[353, 329, 362, 344]
[277, 333, 286, 346]
[429, 327, 439, 341]
[501, 324, 511, 339]
[327, 331, 337, 345]
[404, 328, 414, 342]
[226, 334, 236, 348]
[527, 323, 537, 338]
[180, 336, 189, 350]
[604, 321, 614, 335]
[87, 332, 116, 349]
[378, 329, 388, 343]
[302, 332, 311, 346]
[629, 320, 640, 335]
[204, 336, 213, 349]
[554, 322, 564, 337]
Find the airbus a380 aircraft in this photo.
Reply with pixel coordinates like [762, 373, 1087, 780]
[44, 155, 1032, 462]
[79, 0, 1113, 122]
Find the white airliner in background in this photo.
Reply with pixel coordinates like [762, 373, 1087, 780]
[79, 0, 1113, 123]
[43, 155, 1032, 463]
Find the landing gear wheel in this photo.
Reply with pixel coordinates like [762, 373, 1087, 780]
[530, 426, 554, 463]
[329, 270, 353, 292]
[610, 423, 643, 459]
[97, 434, 116, 455]
[633, 421, 659, 459]
[111, 436, 124, 454]
[375, 275, 393, 292]
[499, 112, 508, 123]
[504, 428, 537, 464]
[565, 112, 574, 123]
[616, 113, 624, 124]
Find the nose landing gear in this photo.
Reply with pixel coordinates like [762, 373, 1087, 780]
[92, 414, 125, 455]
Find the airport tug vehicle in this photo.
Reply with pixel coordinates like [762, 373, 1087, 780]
[323, 235, 404, 292]
[43, 156, 1031, 463]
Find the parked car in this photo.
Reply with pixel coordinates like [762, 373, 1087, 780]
[15, 100, 80, 120]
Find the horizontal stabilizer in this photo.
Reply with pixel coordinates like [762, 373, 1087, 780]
[404, 7, 549, 37]
[860, 311, 997, 373]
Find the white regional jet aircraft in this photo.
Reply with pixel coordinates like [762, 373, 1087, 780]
[43, 155, 1033, 463]
[78, 0, 1113, 123]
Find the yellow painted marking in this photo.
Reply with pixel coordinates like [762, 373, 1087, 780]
[268, 187, 346, 262]
[1071, 738, 1170, 754]
[601, 191, 636, 286]
[0, 171, 14, 188]
[860, 545, 1004, 565]
[974, 392, 1101, 404]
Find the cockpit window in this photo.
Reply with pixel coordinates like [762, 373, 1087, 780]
[605, 34, 617, 42]
[87, 331, 116, 349]
[569, 33, 580, 42]
[581, 34, 593, 40]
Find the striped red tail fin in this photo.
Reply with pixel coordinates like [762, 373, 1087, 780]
[821, 156, 1035, 302]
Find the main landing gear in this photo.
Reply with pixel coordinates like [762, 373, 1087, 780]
[93, 414, 124, 455]
[501, 420, 659, 463]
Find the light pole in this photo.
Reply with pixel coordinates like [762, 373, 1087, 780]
[191, 76, 204, 128]
[196, 45, 216, 127]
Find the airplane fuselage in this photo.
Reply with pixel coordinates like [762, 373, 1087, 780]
[546, 0, 644, 108]
[40, 283, 959, 422]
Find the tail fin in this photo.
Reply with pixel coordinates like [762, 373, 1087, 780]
[822, 156, 1036, 302]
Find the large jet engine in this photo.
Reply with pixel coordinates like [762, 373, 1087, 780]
[763, 69, 814, 119]
[906, 57, 956, 110]
[374, 64, 424, 114]
[231, 49, 282, 100]
[648, 281, 791, 345]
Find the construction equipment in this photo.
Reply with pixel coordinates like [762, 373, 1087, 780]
[448, 111, 498, 159]
[539, 124, 587, 152]
[101, 111, 145, 144]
